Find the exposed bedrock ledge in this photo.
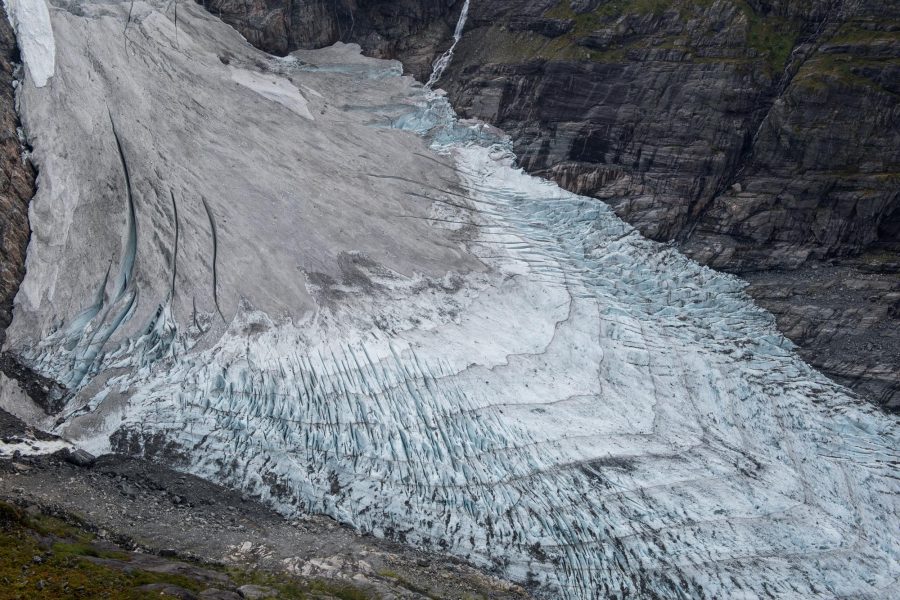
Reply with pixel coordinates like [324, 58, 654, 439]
[0, 6, 36, 344]
[197, 0, 465, 79]
[744, 255, 900, 408]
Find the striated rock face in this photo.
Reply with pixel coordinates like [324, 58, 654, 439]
[195, 0, 900, 408]
[198, 0, 464, 78]
[0, 7, 36, 343]
[745, 255, 900, 407]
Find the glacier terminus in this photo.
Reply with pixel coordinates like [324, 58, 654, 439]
[0, 1, 897, 599]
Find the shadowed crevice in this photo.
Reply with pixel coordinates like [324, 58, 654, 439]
[201, 196, 225, 322]
[169, 189, 179, 299]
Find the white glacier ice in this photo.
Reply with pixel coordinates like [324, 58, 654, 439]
[3, 0, 55, 87]
[230, 67, 314, 120]
[1, 2, 898, 599]
[0, 432, 69, 458]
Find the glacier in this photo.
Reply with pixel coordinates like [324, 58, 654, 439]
[1, 2, 898, 599]
[3, 0, 55, 87]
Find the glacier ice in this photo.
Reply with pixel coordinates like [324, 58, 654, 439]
[1, 2, 898, 599]
[230, 67, 314, 121]
[3, 0, 55, 87]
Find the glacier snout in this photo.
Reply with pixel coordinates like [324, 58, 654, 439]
[0, 2, 897, 599]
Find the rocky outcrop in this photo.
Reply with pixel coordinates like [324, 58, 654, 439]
[444, 0, 899, 262]
[198, 0, 464, 78]
[745, 255, 900, 407]
[0, 7, 36, 343]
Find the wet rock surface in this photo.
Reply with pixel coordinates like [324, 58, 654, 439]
[0, 403, 56, 442]
[0, 351, 68, 415]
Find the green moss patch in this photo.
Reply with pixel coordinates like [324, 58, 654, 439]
[737, 1, 799, 73]
[0, 501, 380, 599]
[537, 0, 799, 71]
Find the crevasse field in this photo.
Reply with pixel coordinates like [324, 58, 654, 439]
[1, 1, 897, 598]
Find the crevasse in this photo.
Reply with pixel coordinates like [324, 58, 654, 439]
[3, 3, 898, 600]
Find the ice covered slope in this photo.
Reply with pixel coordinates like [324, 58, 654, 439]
[2, 2, 898, 599]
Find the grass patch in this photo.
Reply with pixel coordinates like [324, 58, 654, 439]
[536, 0, 799, 71]
[0, 501, 379, 599]
[794, 53, 900, 93]
[546, 0, 676, 25]
[829, 20, 900, 44]
[23, 511, 94, 543]
[225, 566, 380, 599]
[466, 26, 634, 64]
[50, 541, 131, 561]
[0, 525, 202, 598]
[737, 1, 799, 73]
[376, 568, 444, 599]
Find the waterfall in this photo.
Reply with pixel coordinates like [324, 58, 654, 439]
[426, 0, 470, 88]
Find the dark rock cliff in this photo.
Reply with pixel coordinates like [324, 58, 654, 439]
[0, 7, 36, 344]
[200, 1, 900, 408]
[446, 0, 899, 267]
[197, 0, 463, 77]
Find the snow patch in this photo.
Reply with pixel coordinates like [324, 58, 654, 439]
[230, 67, 314, 120]
[3, 0, 55, 87]
[0, 437, 70, 458]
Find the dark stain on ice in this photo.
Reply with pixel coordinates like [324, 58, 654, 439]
[307, 252, 393, 307]
[327, 471, 342, 495]
[0, 353, 68, 415]
[110, 427, 189, 467]
[201, 196, 225, 322]
[582, 456, 637, 477]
